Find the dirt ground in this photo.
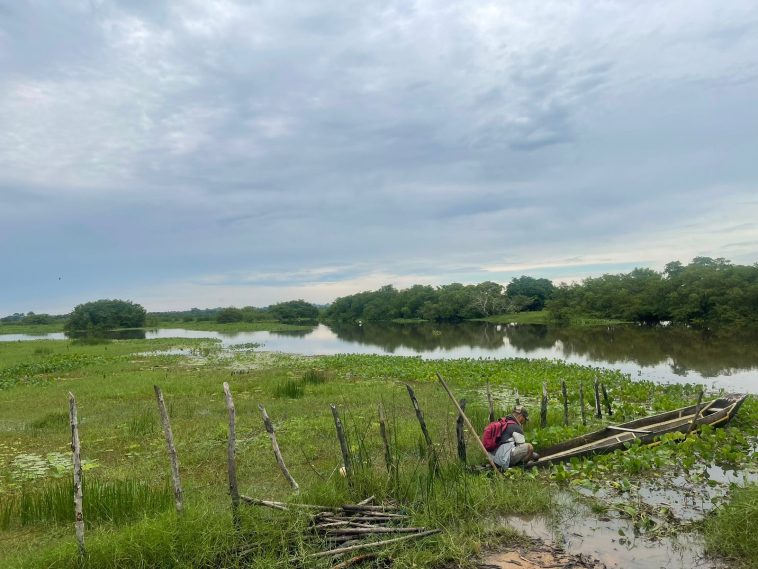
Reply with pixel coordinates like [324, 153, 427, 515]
[478, 539, 605, 569]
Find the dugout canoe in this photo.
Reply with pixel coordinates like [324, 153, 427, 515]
[528, 393, 748, 468]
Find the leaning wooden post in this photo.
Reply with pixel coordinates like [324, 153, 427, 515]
[435, 372, 502, 476]
[486, 381, 495, 423]
[579, 383, 587, 426]
[561, 380, 569, 426]
[68, 392, 85, 559]
[330, 404, 353, 484]
[540, 383, 548, 428]
[405, 384, 433, 448]
[601, 383, 613, 417]
[687, 390, 705, 435]
[378, 402, 392, 473]
[593, 378, 602, 419]
[222, 382, 240, 527]
[456, 398, 468, 464]
[514, 388, 520, 406]
[258, 404, 299, 492]
[154, 385, 184, 514]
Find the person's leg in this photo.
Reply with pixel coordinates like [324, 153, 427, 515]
[509, 443, 533, 466]
[490, 442, 514, 468]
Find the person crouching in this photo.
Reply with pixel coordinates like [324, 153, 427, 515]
[487, 406, 535, 469]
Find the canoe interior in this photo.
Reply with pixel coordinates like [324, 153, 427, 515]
[530, 393, 748, 467]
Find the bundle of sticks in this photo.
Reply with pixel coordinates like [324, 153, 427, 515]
[241, 495, 440, 565]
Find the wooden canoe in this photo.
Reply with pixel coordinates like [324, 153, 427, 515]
[527, 393, 748, 468]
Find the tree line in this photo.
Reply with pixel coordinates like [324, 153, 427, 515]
[324, 277, 555, 322]
[549, 257, 758, 326]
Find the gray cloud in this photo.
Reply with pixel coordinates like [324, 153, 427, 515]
[1, 0, 758, 313]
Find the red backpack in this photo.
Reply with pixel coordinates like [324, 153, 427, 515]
[482, 417, 518, 452]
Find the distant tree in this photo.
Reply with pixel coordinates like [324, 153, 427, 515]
[65, 299, 146, 331]
[216, 307, 244, 323]
[505, 276, 555, 311]
[21, 312, 54, 325]
[268, 300, 319, 321]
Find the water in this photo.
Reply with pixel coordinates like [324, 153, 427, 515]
[2, 322, 757, 393]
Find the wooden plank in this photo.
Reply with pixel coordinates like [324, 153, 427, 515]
[607, 425, 652, 434]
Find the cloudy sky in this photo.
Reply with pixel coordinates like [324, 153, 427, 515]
[1, 0, 757, 314]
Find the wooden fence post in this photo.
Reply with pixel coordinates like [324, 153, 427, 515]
[258, 404, 299, 492]
[378, 402, 392, 473]
[154, 385, 184, 514]
[561, 380, 569, 426]
[514, 388, 520, 406]
[486, 381, 495, 423]
[601, 383, 613, 417]
[435, 372, 502, 476]
[405, 384, 433, 448]
[540, 383, 548, 428]
[593, 378, 602, 419]
[222, 382, 240, 527]
[579, 383, 587, 426]
[456, 398, 467, 464]
[330, 404, 353, 484]
[68, 392, 85, 559]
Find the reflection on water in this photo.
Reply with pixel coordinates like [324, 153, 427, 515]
[2, 322, 757, 392]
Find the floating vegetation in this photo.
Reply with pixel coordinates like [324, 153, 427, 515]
[0, 353, 107, 390]
[228, 342, 262, 350]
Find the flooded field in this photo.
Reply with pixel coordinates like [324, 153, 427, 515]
[3, 322, 757, 393]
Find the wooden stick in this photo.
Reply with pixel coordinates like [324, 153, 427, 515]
[340, 504, 401, 512]
[298, 529, 441, 560]
[593, 378, 602, 419]
[514, 388, 520, 406]
[223, 382, 240, 526]
[435, 372, 501, 475]
[258, 404, 299, 492]
[540, 383, 548, 428]
[357, 495, 375, 506]
[378, 402, 392, 473]
[326, 526, 429, 535]
[332, 554, 377, 569]
[331, 404, 353, 484]
[579, 383, 587, 426]
[601, 383, 613, 417]
[486, 381, 495, 422]
[154, 385, 184, 514]
[561, 380, 569, 426]
[68, 392, 85, 558]
[405, 384, 433, 447]
[687, 390, 705, 435]
[456, 398, 467, 464]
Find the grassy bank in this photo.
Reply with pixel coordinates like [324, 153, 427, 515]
[704, 483, 758, 568]
[0, 338, 754, 567]
[149, 320, 315, 332]
[0, 322, 66, 334]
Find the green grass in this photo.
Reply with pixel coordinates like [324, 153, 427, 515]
[704, 484, 758, 568]
[0, 337, 754, 567]
[0, 322, 65, 334]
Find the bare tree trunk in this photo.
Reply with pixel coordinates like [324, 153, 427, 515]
[223, 382, 240, 527]
[540, 383, 548, 428]
[331, 404, 353, 484]
[154, 386, 184, 514]
[561, 380, 569, 426]
[486, 381, 495, 423]
[579, 383, 587, 426]
[258, 404, 299, 492]
[68, 392, 85, 559]
[378, 402, 392, 473]
[456, 398, 467, 464]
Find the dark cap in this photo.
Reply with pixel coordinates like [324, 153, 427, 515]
[514, 405, 529, 421]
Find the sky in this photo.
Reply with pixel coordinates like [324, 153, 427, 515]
[1, 0, 757, 315]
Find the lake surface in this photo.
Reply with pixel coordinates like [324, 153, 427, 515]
[2, 322, 757, 393]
